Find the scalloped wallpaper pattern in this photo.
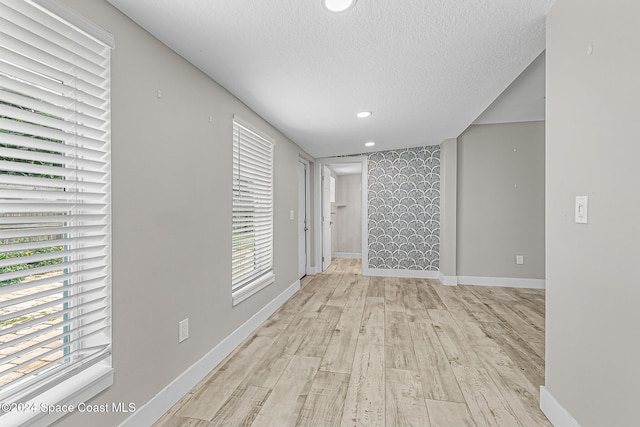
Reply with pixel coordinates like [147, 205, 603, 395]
[368, 146, 441, 270]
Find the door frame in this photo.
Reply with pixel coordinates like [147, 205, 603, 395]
[314, 156, 368, 273]
[298, 158, 312, 276]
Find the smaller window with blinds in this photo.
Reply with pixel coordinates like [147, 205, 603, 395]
[232, 117, 275, 305]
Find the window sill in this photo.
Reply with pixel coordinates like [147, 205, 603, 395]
[1, 361, 114, 427]
[232, 272, 275, 306]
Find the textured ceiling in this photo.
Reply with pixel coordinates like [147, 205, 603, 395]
[106, 0, 555, 158]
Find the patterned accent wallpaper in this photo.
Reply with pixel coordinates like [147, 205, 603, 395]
[368, 146, 441, 270]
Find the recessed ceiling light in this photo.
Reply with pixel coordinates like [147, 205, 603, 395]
[356, 111, 372, 118]
[323, 0, 356, 13]
[365, 141, 375, 147]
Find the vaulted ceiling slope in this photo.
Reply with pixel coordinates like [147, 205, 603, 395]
[106, 0, 555, 157]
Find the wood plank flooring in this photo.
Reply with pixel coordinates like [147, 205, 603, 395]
[155, 259, 549, 427]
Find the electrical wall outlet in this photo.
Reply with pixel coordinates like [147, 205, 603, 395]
[516, 255, 524, 265]
[179, 318, 189, 343]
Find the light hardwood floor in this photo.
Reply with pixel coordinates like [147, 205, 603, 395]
[155, 259, 549, 427]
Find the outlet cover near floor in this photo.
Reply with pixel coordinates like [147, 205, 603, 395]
[179, 318, 189, 343]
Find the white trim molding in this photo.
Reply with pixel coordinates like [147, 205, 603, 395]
[457, 275, 545, 289]
[540, 386, 582, 427]
[3, 364, 113, 427]
[120, 280, 300, 427]
[361, 270, 544, 289]
[333, 252, 362, 259]
[363, 268, 439, 279]
[438, 272, 458, 286]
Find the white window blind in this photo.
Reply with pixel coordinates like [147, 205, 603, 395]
[0, 0, 112, 409]
[232, 118, 274, 304]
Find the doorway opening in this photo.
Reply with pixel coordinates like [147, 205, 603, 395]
[297, 159, 311, 279]
[315, 157, 368, 273]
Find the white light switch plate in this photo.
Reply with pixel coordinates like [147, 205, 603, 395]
[575, 196, 588, 224]
[289, 210, 295, 220]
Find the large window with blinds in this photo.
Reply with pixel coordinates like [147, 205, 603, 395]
[232, 117, 275, 305]
[0, 0, 113, 423]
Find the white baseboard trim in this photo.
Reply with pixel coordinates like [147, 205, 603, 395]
[119, 279, 300, 427]
[363, 268, 439, 279]
[306, 266, 318, 275]
[333, 252, 362, 259]
[438, 271, 458, 286]
[540, 386, 581, 427]
[457, 275, 545, 289]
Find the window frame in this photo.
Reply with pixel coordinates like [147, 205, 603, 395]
[231, 116, 275, 305]
[0, 0, 114, 425]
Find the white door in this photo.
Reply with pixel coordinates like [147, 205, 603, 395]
[322, 165, 332, 271]
[297, 161, 307, 278]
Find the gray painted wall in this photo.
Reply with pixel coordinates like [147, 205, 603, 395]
[368, 146, 441, 270]
[333, 174, 362, 255]
[439, 139, 457, 278]
[546, 1, 640, 426]
[57, 1, 312, 425]
[457, 122, 545, 279]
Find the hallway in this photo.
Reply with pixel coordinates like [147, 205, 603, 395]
[156, 259, 548, 426]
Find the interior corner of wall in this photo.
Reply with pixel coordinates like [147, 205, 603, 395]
[438, 271, 458, 286]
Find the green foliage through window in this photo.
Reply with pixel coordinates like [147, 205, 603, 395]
[0, 239, 63, 287]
